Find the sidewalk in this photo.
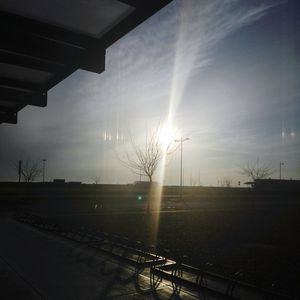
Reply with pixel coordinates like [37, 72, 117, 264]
[0, 214, 195, 300]
[0, 255, 43, 300]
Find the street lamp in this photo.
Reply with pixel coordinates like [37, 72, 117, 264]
[174, 137, 190, 199]
[279, 162, 284, 180]
[18, 160, 22, 183]
[42, 159, 46, 183]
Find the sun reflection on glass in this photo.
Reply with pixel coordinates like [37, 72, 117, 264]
[159, 123, 177, 146]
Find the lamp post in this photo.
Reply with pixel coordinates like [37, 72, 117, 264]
[42, 159, 46, 183]
[18, 160, 22, 183]
[174, 137, 190, 199]
[279, 162, 284, 180]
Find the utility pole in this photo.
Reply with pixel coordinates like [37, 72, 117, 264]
[42, 159, 46, 183]
[18, 160, 22, 183]
[279, 162, 284, 180]
[174, 137, 190, 199]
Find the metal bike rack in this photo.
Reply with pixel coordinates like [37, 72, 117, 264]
[13, 212, 296, 300]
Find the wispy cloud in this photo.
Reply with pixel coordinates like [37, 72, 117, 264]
[165, 0, 276, 117]
[86, 0, 277, 137]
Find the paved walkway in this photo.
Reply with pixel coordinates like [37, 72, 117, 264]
[0, 214, 196, 300]
[0, 255, 42, 300]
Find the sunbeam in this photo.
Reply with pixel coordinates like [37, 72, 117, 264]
[145, 0, 277, 245]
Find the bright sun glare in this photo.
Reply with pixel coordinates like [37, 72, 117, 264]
[159, 123, 177, 146]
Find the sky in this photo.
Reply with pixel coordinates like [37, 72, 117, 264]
[0, 0, 299, 185]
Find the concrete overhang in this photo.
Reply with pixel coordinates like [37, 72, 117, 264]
[0, 0, 172, 124]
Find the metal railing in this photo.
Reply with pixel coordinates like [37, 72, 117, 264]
[13, 212, 296, 300]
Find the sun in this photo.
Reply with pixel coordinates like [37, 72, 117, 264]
[159, 123, 177, 146]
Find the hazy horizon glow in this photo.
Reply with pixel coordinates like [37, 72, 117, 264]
[0, 0, 299, 185]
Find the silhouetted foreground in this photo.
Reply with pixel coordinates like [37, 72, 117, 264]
[39, 208, 298, 298]
[13, 212, 296, 300]
[1, 183, 299, 298]
[1, 182, 300, 212]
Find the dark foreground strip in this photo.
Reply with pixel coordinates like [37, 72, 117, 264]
[13, 212, 296, 300]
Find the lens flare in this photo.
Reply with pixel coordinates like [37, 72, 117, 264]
[159, 123, 177, 146]
[146, 0, 273, 245]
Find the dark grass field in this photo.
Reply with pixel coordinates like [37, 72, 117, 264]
[47, 206, 300, 298]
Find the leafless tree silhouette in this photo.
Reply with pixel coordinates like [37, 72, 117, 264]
[240, 160, 274, 181]
[91, 176, 101, 184]
[18, 159, 43, 182]
[220, 177, 233, 187]
[118, 125, 178, 183]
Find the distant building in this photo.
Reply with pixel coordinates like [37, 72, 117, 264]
[133, 181, 158, 187]
[52, 179, 81, 185]
[68, 181, 82, 186]
[250, 179, 300, 191]
[53, 179, 65, 184]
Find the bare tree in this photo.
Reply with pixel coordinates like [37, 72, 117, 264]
[220, 177, 233, 187]
[91, 176, 101, 184]
[118, 125, 178, 183]
[240, 160, 274, 181]
[19, 159, 43, 182]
